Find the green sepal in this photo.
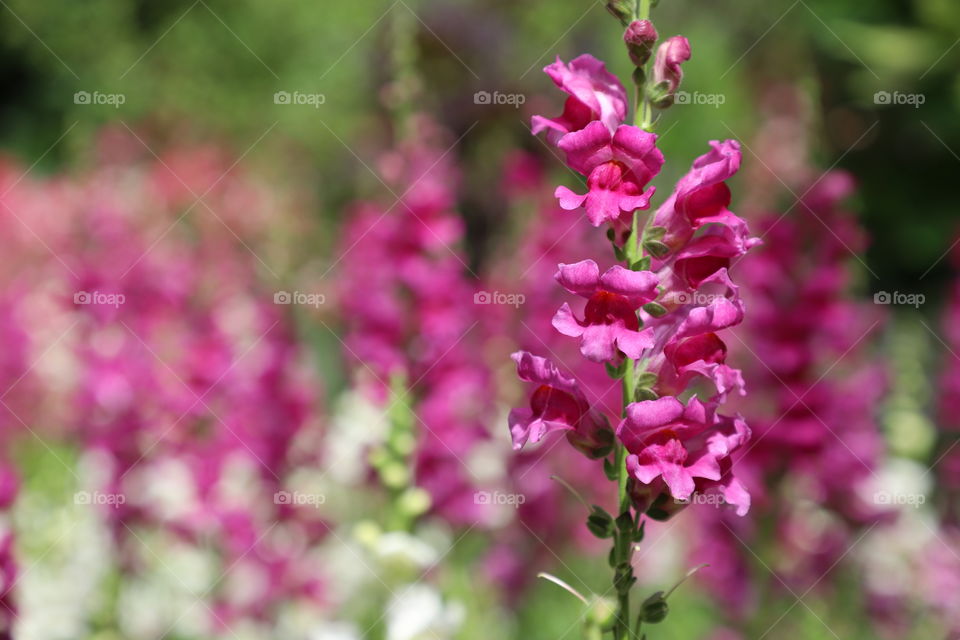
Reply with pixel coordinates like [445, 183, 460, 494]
[643, 239, 670, 258]
[636, 372, 658, 388]
[643, 302, 668, 317]
[605, 360, 628, 379]
[643, 226, 667, 242]
[639, 591, 669, 623]
[586, 506, 615, 539]
[603, 457, 618, 481]
[634, 387, 659, 402]
[633, 519, 646, 542]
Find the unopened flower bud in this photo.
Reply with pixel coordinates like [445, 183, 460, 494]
[652, 36, 691, 106]
[624, 20, 658, 67]
[605, 0, 632, 26]
[566, 415, 615, 459]
[640, 590, 669, 623]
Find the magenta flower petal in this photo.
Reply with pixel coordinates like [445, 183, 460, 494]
[555, 185, 588, 211]
[552, 303, 586, 337]
[555, 260, 602, 296]
[611, 125, 664, 186]
[558, 121, 615, 175]
[599, 266, 659, 302]
[615, 327, 656, 359]
[579, 324, 620, 362]
[622, 397, 684, 433]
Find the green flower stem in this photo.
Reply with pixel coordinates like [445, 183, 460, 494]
[634, 0, 655, 131]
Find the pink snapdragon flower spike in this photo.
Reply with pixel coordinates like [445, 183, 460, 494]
[618, 396, 750, 512]
[531, 54, 628, 145]
[509, 351, 613, 457]
[552, 259, 659, 362]
[515, 29, 757, 634]
[652, 36, 691, 94]
[555, 122, 664, 229]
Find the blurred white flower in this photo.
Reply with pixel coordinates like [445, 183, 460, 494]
[326, 391, 390, 484]
[386, 584, 464, 640]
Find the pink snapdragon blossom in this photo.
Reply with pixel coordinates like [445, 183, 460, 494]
[531, 55, 628, 144]
[509, 351, 613, 457]
[552, 259, 658, 362]
[618, 396, 749, 512]
[653, 139, 751, 252]
[652, 36, 691, 94]
[555, 121, 664, 229]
